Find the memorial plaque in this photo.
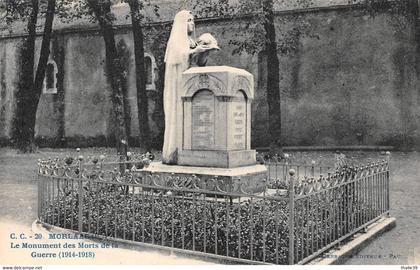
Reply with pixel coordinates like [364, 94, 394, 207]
[231, 91, 246, 150]
[179, 66, 258, 168]
[192, 90, 215, 149]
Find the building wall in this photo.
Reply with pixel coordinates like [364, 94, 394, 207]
[0, 39, 19, 145]
[269, 6, 417, 148]
[252, 5, 420, 147]
[0, 3, 419, 149]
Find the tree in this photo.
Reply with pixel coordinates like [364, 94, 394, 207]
[85, 0, 128, 158]
[143, 22, 172, 149]
[116, 39, 132, 144]
[262, 0, 282, 154]
[126, 0, 151, 151]
[5, 0, 131, 155]
[8, 0, 57, 153]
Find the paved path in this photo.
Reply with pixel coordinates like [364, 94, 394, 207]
[344, 151, 420, 264]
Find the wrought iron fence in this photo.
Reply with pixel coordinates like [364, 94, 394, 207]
[37, 153, 390, 264]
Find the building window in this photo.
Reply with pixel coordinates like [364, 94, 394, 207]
[43, 60, 57, 94]
[145, 56, 152, 85]
[144, 53, 156, 91]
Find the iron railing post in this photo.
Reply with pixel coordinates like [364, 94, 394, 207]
[78, 155, 84, 233]
[386, 151, 391, 216]
[37, 163, 42, 221]
[288, 169, 296, 265]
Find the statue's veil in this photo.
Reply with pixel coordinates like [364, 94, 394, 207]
[164, 10, 192, 65]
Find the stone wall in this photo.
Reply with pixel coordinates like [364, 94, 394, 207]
[0, 3, 419, 149]
[253, 5, 419, 148]
[0, 39, 19, 145]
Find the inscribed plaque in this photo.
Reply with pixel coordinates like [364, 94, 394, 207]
[231, 91, 246, 150]
[192, 90, 215, 149]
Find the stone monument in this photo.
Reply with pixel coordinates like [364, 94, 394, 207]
[141, 65, 267, 193]
[178, 66, 256, 168]
[140, 11, 266, 193]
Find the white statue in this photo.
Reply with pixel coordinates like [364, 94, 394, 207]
[162, 10, 219, 164]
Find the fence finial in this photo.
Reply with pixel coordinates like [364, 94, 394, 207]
[288, 168, 295, 264]
[386, 151, 391, 163]
[289, 169, 296, 176]
[284, 153, 290, 164]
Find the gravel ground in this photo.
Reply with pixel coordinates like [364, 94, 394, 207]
[345, 151, 420, 264]
[0, 147, 211, 265]
[0, 147, 419, 264]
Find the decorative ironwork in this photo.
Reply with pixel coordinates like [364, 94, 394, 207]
[37, 150, 391, 265]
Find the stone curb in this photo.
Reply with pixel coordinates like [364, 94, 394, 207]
[256, 146, 394, 152]
[308, 217, 397, 265]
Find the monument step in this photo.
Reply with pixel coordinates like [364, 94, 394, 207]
[142, 161, 265, 176]
[178, 149, 256, 168]
[136, 162, 267, 194]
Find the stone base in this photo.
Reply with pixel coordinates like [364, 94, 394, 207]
[177, 149, 256, 168]
[137, 162, 267, 194]
[307, 217, 396, 265]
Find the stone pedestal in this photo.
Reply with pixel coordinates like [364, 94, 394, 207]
[178, 66, 257, 168]
[146, 66, 266, 193]
[138, 162, 267, 194]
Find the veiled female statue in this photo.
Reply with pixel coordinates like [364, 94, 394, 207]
[162, 10, 219, 164]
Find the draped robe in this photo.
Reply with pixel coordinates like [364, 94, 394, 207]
[162, 10, 195, 164]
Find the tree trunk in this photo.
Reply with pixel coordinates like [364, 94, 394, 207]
[33, 0, 56, 101]
[263, 0, 282, 154]
[116, 39, 132, 145]
[13, 0, 39, 153]
[13, 0, 56, 153]
[87, 0, 128, 158]
[128, 0, 151, 151]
